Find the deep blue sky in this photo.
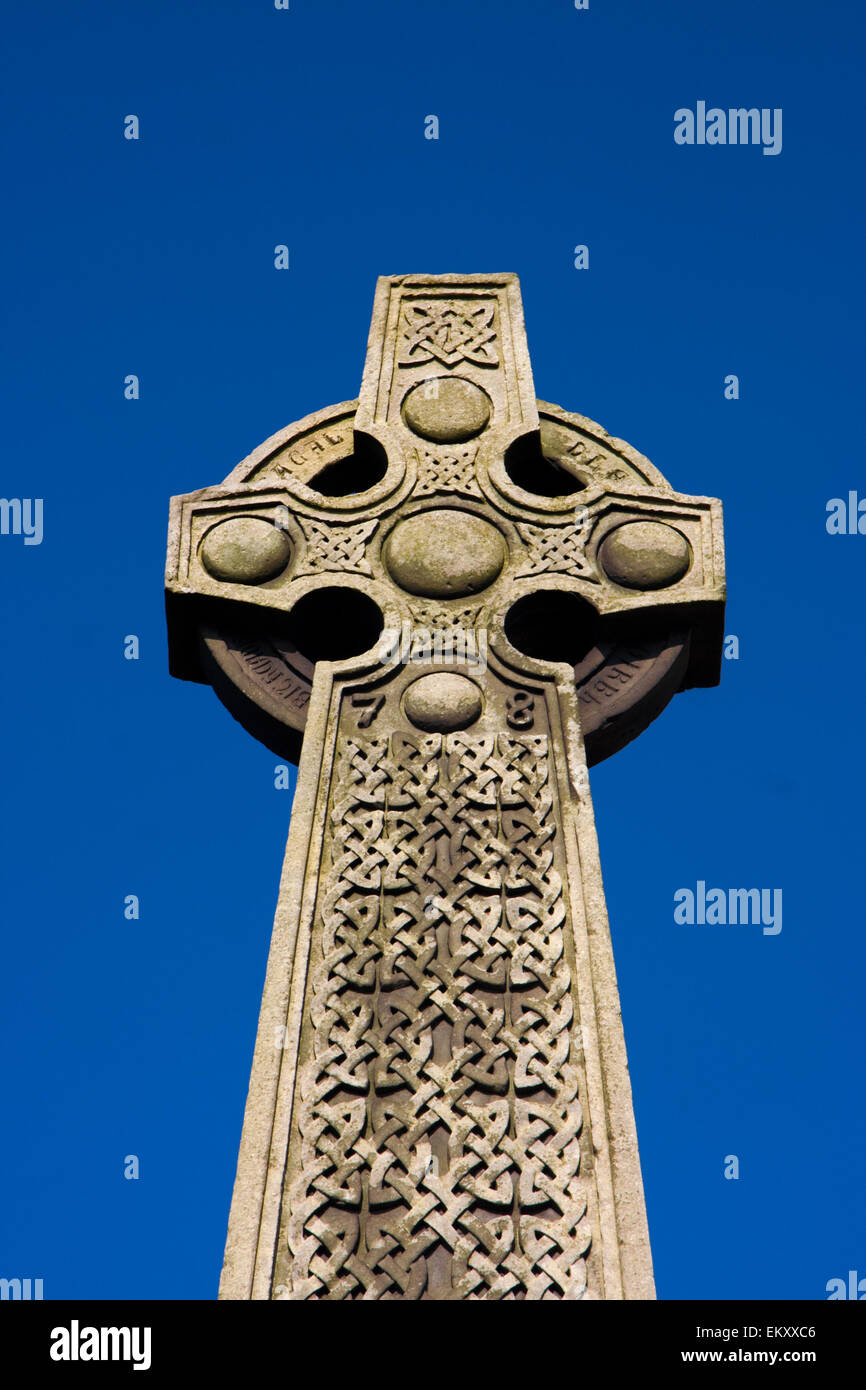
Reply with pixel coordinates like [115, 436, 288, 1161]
[1, 0, 863, 1300]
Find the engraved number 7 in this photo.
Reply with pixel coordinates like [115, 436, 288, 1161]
[350, 693, 385, 728]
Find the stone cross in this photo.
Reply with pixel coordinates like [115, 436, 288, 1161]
[166, 274, 725, 1300]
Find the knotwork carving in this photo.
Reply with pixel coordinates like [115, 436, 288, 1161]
[296, 516, 378, 576]
[398, 300, 499, 368]
[408, 600, 483, 632]
[413, 446, 483, 500]
[515, 517, 597, 581]
[280, 729, 591, 1300]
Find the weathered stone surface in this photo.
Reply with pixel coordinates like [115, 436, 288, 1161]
[402, 671, 483, 730]
[200, 516, 292, 584]
[384, 508, 506, 596]
[401, 376, 492, 441]
[166, 273, 725, 1300]
[598, 520, 692, 590]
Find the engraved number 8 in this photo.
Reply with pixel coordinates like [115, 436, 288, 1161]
[506, 691, 535, 730]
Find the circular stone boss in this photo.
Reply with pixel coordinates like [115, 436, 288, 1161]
[403, 672, 483, 731]
[200, 517, 291, 584]
[401, 377, 491, 443]
[384, 508, 506, 598]
[598, 520, 692, 590]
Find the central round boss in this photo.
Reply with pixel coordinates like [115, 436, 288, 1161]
[383, 508, 506, 598]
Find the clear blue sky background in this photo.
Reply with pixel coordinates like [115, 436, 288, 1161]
[1, 0, 863, 1300]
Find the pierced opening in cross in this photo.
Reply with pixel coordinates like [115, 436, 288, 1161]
[286, 587, 384, 662]
[306, 436, 388, 497]
[503, 435, 588, 497]
[504, 590, 601, 666]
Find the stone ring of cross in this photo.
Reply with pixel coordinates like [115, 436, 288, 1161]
[167, 275, 723, 771]
[166, 274, 725, 1301]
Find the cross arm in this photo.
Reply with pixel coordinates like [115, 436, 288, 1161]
[503, 483, 725, 690]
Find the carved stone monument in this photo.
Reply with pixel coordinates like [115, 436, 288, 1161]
[166, 274, 725, 1300]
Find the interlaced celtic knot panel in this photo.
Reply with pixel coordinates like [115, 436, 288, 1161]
[275, 728, 593, 1300]
[296, 516, 378, 576]
[515, 518, 597, 580]
[413, 445, 483, 500]
[398, 299, 499, 368]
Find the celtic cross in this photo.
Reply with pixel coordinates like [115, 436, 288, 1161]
[166, 273, 725, 1300]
